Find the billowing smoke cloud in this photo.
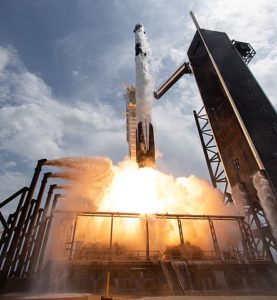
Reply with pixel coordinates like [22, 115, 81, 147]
[45, 157, 241, 263]
[47, 157, 113, 211]
[253, 171, 277, 240]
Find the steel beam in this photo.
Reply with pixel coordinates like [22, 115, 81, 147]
[36, 194, 60, 273]
[193, 108, 232, 204]
[109, 215, 113, 260]
[145, 215, 150, 260]
[0, 187, 28, 209]
[15, 172, 51, 277]
[153, 62, 192, 99]
[22, 208, 44, 276]
[65, 210, 245, 221]
[177, 218, 184, 246]
[208, 218, 221, 260]
[10, 199, 36, 277]
[69, 216, 78, 260]
[0, 187, 26, 266]
[27, 184, 57, 274]
[0, 159, 46, 285]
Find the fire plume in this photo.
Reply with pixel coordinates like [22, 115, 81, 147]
[47, 157, 240, 256]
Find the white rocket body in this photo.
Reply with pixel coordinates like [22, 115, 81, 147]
[133, 24, 155, 167]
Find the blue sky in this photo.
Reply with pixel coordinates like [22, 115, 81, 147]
[0, 0, 276, 200]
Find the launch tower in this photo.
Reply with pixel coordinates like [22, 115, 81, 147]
[154, 12, 277, 259]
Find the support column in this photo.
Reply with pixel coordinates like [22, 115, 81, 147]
[194, 109, 217, 188]
[69, 215, 78, 260]
[109, 215, 113, 260]
[177, 218, 186, 258]
[15, 172, 51, 277]
[237, 218, 260, 261]
[9, 199, 36, 277]
[0, 188, 28, 268]
[146, 215, 150, 260]
[246, 204, 275, 261]
[208, 218, 221, 260]
[0, 159, 46, 285]
[22, 208, 44, 276]
[37, 194, 60, 273]
[28, 184, 57, 274]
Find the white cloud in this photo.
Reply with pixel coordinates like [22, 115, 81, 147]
[0, 171, 29, 204]
[0, 47, 11, 74]
[251, 47, 277, 106]
[0, 46, 125, 168]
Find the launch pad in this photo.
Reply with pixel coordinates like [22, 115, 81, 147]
[1, 12, 277, 297]
[0, 160, 276, 295]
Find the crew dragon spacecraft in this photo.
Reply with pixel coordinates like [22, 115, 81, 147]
[125, 24, 155, 168]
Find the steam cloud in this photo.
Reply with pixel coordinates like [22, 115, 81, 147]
[253, 171, 277, 240]
[45, 157, 241, 263]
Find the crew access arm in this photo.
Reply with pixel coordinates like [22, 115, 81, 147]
[153, 62, 192, 99]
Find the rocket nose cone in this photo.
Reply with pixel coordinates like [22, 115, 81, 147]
[133, 23, 143, 33]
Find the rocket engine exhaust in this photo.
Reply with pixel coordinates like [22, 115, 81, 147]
[134, 23, 155, 168]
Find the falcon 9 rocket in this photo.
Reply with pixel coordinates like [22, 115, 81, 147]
[133, 23, 155, 168]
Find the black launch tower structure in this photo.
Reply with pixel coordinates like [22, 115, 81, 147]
[154, 12, 277, 260]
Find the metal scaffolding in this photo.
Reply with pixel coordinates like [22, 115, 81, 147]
[193, 107, 277, 261]
[0, 157, 275, 294]
[0, 159, 64, 291]
[56, 210, 263, 263]
[193, 107, 232, 204]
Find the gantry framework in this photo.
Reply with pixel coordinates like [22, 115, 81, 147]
[58, 210, 264, 263]
[0, 157, 274, 293]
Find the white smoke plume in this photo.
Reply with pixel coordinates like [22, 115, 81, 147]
[253, 171, 277, 240]
[46, 156, 113, 211]
[45, 157, 241, 263]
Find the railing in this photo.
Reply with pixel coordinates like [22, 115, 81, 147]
[65, 247, 270, 263]
[161, 249, 269, 263]
[67, 249, 161, 262]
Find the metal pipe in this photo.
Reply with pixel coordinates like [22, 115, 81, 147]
[0, 188, 28, 268]
[0, 159, 46, 285]
[0, 213, 8, 232]
[22, 208, 44, 276]
[28, 184, 57, 273]
[37, 194, 60, 273]
[145, 215, 150, 260]
[177, 218, 185, 246]
[9, 199, 36, 277]
[42, 184, 57, 218]
[16, 172, 51, 277]
[73, 210, 244, 221]
[0, 187, 28, 209]
[69, 216, 78, 260]
[177, 218, 186, 258]
[208, 218, 221, 260]
[109, 215, 114, 261]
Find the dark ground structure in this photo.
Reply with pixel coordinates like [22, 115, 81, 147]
[0, 12, 277, 296]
